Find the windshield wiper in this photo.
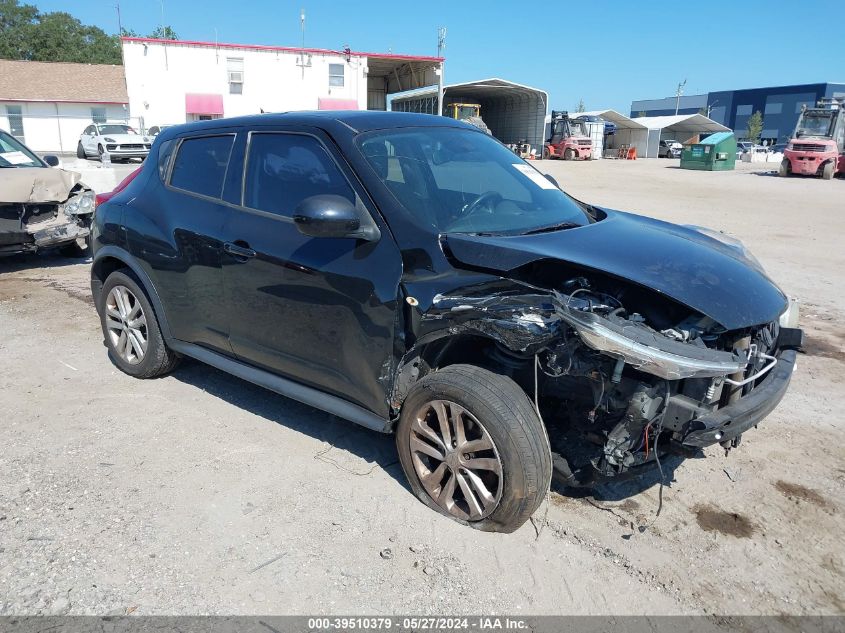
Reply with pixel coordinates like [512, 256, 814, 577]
[521, 221, 582, 235]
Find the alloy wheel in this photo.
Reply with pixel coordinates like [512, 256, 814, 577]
[105, 285, 148, 365]
[409, 399, 503, 521]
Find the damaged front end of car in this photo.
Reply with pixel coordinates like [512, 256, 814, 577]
[0, 169, 94, 256]
[395, 270, 803, 487]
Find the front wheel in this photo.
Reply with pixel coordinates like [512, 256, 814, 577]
[822, 161, 835, 180]
[778, 159, 790, 177]
[396, 364, 551, 533]
[76, 141, 86, 159]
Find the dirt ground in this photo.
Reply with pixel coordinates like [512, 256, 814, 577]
[0, 158, 843, 617]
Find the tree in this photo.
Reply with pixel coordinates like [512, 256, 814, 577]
[148, 25, 178, 40]
[746, 110, 764, 143]
[0, 0, 121, 63]
[0, 0, 39, 60]
[576, 98, 585, 113]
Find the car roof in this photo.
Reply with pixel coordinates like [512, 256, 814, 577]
[157, 111, 471, 138]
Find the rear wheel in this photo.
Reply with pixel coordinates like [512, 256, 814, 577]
[778, 159, 790, 177]
[822, 161, 835, 180]
[76, 141, 86, 159]
[564, 148, 575, 161]
[98, 270, 179, 378]
[396, 364, 551, 533]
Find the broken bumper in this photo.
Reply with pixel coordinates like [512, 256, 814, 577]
[680, 349, 798, 449]
[0, 219, 90, 256]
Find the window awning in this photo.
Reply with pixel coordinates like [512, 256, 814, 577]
[318, 98, 358, 111]
[185, 93, 224, 115]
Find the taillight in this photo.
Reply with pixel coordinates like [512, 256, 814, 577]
[95, 166, 141, 208]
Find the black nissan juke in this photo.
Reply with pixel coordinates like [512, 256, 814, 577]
[91, 112, 802, 533]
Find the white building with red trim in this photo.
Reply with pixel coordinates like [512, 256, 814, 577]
[120, 36, 443, 130]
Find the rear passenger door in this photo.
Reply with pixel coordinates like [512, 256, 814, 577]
[220, 127, 402, 416]
[129, 131, 238, 354]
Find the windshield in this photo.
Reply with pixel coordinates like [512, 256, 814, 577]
[569, 120, 588, 137]
[796, 112, 834, 138]
[0, 131, 43, 168]
[97, 124, 135, 135]
[455, 105, 479, 120]
[358, 127, 591, 235]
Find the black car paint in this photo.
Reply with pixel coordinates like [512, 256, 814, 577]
[442, 210, 787, 331]
[92, 111, 791, 438]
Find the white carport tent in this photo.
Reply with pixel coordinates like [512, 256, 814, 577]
[634, 114, 731, 158]
[569, 109, 648, 157]
[391, 78, 548, 151]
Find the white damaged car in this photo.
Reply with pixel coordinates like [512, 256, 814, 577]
[77, 122, 151, 162]
[1, 129, 94, 257]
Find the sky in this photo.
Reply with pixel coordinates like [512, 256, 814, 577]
[33, 0, 845, 113]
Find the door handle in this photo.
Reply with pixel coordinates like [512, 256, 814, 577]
[223, 241, 256, 260]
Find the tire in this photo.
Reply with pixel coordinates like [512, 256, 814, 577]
[76, 141, 86, 159]
[396, 364, 551, 533]
[542, 146, 551, 160]
[58, 236, 92, 258]
[778, 159, 790, 177]
[564, 148, 575, 161]
[464, 116, 492, 135]
[822, 161, 834, 180]
[98, 269, 180, 379]
[97, 144, 104, 157]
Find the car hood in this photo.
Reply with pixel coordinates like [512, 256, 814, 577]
[442, 208, 787, 330]
[0, 167, 84, 203]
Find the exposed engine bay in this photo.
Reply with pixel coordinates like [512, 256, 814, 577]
[410, 273, 802, 486]
[0, 168, 94, 256]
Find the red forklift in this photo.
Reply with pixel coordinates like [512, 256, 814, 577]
[544, 110, 593, 160]
[779, 98, 845, 180]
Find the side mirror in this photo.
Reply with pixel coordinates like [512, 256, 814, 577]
[544, 173, 560, 188]
[43, 155, 60, 167]
[293, 195, 378, 241]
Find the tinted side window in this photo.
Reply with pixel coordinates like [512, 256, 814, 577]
[170, 135, 234, 199]
[244, 133, 354, 217]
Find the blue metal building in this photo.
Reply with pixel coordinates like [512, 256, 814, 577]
[631, 82, 845, 144]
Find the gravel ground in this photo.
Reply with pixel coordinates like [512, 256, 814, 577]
[0, 158, 842, 617]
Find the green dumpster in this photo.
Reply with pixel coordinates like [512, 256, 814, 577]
[680, 132, 736, 171]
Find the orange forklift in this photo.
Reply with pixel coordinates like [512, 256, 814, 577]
[779, 98, 845, 180]
[543, 110, 593, 160]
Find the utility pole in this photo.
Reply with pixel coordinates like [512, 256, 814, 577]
[706, 100, 719, 119]
[298, 8, 307, 79]
[115, 2, 122, 35]
[674, 79, 686, 115]
[437, 27, 446, 116]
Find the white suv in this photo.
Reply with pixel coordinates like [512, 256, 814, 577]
[77, 123, 151, 162]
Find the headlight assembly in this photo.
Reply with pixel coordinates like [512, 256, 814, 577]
[557, 306, 748, 380]
[63, 191, 95, 215]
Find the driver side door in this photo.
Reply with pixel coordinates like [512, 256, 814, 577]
[220, 127, 403, 416]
